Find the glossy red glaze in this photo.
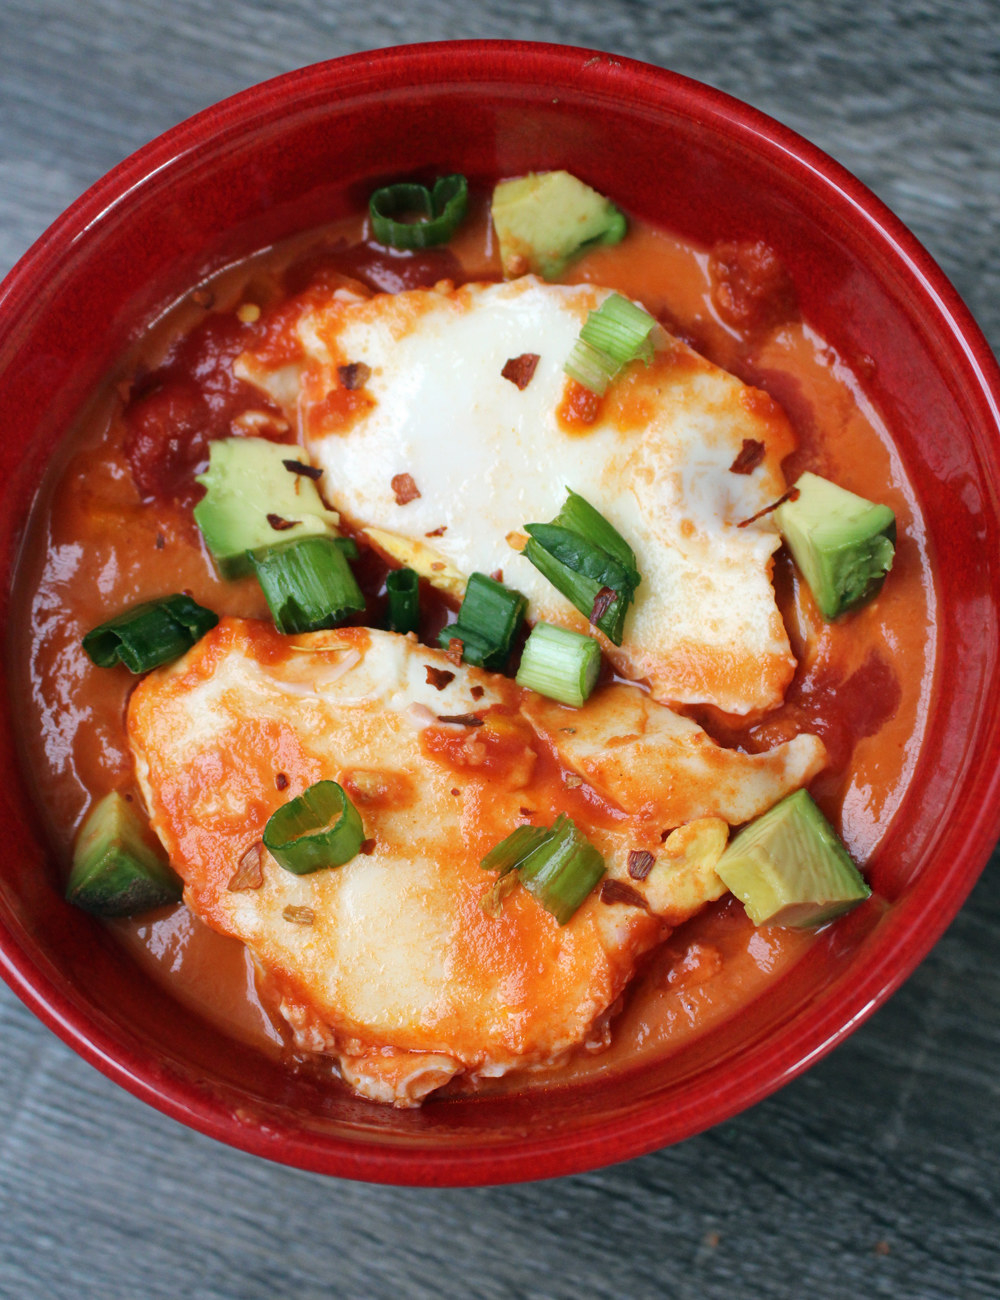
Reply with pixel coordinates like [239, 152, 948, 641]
[1, 41, 1000, 1186]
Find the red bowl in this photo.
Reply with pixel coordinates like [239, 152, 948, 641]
[1, 41, 999, 1186]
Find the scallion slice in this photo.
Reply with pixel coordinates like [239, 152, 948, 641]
[333, 536, 360, 562]
[580, 293, 657, 366]
[369, 174, 468, 250]
[481, 813, 605, 925]
[523, 523, 635, 594]
[522, 492, 639, 646]
[518, 814, 606, 924]
[553, 489, 639, 586]
[564, 292, 658, 395]
[263, 780, 364, 874]
[564, 338, 615, 396]
[385, 567, 420, 635]
[515, 623, 602, 707]
[82, 593, 219, 673]
[436, 572, 527, 669]
[521, 536, 609, 637]
[67, 791, 181, 916]
[480, 822, 553, 875]
[249, 535, 365, 634]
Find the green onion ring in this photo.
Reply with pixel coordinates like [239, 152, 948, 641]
[82, 593, 218, 673]
[263, 780, 365, 874]
[369, 175, 469, 250]
[385, 567, 420, 635]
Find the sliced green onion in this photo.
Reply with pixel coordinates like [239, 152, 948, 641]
[82, 593, 219, 673]
[518, 814, 606, 925]
[481, 822, 553, 875]
[480, 814, 605, 924]
[369, 174, 468, 250]
[553, 489, 639, 586]
[385, 567, 420, 635]
[436, 572, 527, 669]
[581, 293, 656, 366]
[564, 292, 658, 395]
[516, 623, 602, 707]
[522, 492, 639, 646]
[67, 791, 181, 916]
[333, 536, 360, 562]
[249, 535, 365, 634]
[564, 338, 615, 396]
[524, 523, 635, 594]
[521, 814, 607, 925]
[521, 536, 609, 639]
[263, 779, 364, 874]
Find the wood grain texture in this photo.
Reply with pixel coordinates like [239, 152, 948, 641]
[1, 2, 998, 1297]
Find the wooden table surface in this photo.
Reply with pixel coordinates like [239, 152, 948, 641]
[1, 3, 998, 1297]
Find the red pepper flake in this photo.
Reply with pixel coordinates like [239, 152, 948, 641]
[430, 562, 445, 571]
[590, 585, 617, 625]
[519, 807, 534, 816]
[729, 438, 766, 475]
[283, 904, 316, 925]
[283, 458, 323, 481]
[436, 713, 484, 727]
[154, 533, 166, 550]
[391, 473, 421, 506]
[275, 772, 289, 791]
[627, 848, 656, 881]
[501, 352, 541, 390]
[425, 665, 455, 690]
[470, 685, 484, 700]
[267, 513, 300, 530]
[489, 568, 504, 583]
[451, 788, 460, 796]
[359, 837, 376, 856]
[338, 361, 371, 390]
[228, 843, 264, 892]
[425, 525, 447, 537]
[444, 637, 464, 667]
[600, 879, 649, 910]
[737, 486, 799, 529]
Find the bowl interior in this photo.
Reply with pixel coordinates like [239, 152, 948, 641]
[2, 41, 999, 1185]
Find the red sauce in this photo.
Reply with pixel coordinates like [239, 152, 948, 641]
[9, 197, 937, 1083]
[708, 237, 798, 336]
[123, 311, 288, 504]
[557, 377, 603, 428]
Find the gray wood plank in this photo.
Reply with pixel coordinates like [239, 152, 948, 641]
[1, 3, 998, 1298]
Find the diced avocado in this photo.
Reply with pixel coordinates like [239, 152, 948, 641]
[491, 171, 627, 280]
[67, 791, 182, 917]
[193, 437, 341, 579]
[775, 471, 895, 620]
[715, 788, 870, 928]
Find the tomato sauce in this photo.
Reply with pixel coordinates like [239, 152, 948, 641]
[8, 197, 936, 1082]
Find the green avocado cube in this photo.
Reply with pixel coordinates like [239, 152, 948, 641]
[716, 789, 871, 928]
[491, 170, 627, 280]
[67, 792, 181, 917]
[194, 437, 341, 579]
[776, 471, 895, 620]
